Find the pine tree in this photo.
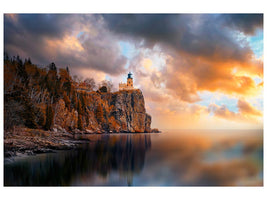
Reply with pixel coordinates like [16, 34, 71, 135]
[78, 114, 83, 130]
[63, 92, 71, 110]
[16, 55, 28, 86]
[66, 66, 69, 74]
[71, 91, 78, 110]
[44, 104, 54, 130]
[80, 93, 86, 111]
[23, 99, 38, 129]
[77, 99, 82, 115]
[4, 52, 9, 61]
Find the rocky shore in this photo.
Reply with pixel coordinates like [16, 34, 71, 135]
[4, 128, 88, 159]
[4, 127, 160, 160]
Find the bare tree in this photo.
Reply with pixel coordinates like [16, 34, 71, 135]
[29, 88, 49, 104]
[73, 75, 83, 84]
[84, 78, 96, 91]
[98, 80, 114, 92]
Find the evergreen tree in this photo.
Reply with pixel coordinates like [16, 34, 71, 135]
[63, 92, 71, 110]
[66, 66, 69, 74]
[23, 99, 38, 129]
[79, 93, 86, 111]
[44, 104, 54, 130]
[27, 57, 32, 65]
[71, 91, 78, 110]
[16, 55, 28, 85]
[4, 52, 9, 61]
[49, 62, 57, 71]
[78, 114, 83, 130]
[77, 99, 82, 115]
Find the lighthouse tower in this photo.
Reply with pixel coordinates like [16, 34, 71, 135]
[119, 72, 135, 91]
[127, 72, 133, 87]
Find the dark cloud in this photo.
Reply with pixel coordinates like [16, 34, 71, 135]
[103, 14, 181, 47]
[103, 14, 261, 63]
[4, 14, 74, 51]
[222, 14, 263, 35]
[4, 14, 127, 75]
[18, 14, 73, 38]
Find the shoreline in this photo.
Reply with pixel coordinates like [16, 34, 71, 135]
[4, 127, 160, 160]
[4, 128, 86, 160]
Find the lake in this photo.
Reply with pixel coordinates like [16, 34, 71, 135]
[4, 130, 263, 186]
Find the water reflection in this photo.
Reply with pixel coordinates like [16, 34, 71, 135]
[4, 130, 263, 186]
[137, 130, 263, 186]
[4, 134, 151, 186]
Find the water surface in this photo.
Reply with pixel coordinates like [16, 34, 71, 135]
[4, 130, 263, 186]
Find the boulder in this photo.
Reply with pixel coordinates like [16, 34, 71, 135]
[151, 128, 161, 133]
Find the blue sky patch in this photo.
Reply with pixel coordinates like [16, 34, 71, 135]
[247, 30, 263, 58]
[197, 91, 238, 113]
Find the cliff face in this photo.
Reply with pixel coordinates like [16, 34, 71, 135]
[55, 89, 152, 133]
[109, 89, 151, 133]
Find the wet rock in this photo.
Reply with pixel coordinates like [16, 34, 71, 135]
[84, 129, 94, 134]
[33, 148, 55, 154]
[4, 151, 15, 158]
[145, 114, 152, 133]
[151, 128, 161, 133]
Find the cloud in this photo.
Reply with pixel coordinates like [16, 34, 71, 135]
[208, 99, 262, 123]
[103, 14, 263, 103]
[222, 14, 263, 35]
[4, 14, 127, 75]
[103, 14, 262, 62]
[237, 99, 262, 116]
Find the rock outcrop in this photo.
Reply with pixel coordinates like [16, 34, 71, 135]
[54, 89, 152, 133]
[109, 89, 151, 133]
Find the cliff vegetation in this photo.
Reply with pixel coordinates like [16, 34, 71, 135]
[4, 53, 152, 134]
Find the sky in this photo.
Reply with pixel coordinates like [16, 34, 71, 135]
[4, 14, 263, 129]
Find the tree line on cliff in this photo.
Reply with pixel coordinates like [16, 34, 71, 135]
[4, 53, 114, 131]
[4, 53, 152, 133]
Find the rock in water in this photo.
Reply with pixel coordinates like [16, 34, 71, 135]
[151, 128, 161, 133]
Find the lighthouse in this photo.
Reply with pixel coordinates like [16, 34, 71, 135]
[119, 72, 135, 91]
[127, 72, 133, 87]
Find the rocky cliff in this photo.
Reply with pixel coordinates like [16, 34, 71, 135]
[55, 89, 152, 133]
[109, 89, 151, 133]
[4, 57, 153, 134]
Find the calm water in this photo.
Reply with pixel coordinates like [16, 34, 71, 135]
[4, 130, 263, 186]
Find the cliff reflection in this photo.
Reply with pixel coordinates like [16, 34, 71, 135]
[4, 134, 151, 186]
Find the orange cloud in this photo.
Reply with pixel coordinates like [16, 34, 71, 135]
[208, 99, 262, 124]
[237, 99, 262, 116]
[165, 54, 263, 103]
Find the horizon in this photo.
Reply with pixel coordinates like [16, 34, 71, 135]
[4, 14, 263, 130]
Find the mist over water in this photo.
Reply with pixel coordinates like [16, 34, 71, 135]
[4, 130, 263, 186]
